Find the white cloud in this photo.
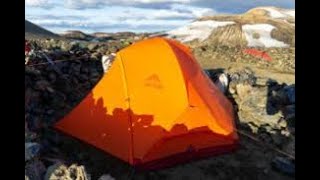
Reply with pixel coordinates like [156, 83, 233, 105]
[190, 0, 294, 13]
[26, 0, 47, 6]
[28, 17, 188, 33]
[64, 0, 201, 9]
[26, 0, 294, 33]
[110, 8, 195, 20]
[63, 0, 294, 11]
[131, 0, 195, 3]
[25, 0, 54, 9]
[26, 1, 214, 33]
[65, 0, 103, 9]
[25, 6, 193, 33]
[170, 4, 216, 18]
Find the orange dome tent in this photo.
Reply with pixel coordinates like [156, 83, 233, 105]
[54, 37, 239, 170]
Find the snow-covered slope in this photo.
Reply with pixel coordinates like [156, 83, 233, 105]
[166, 7, 295, 48]
[167, 20, 235, 42]
[242, 24, 289, 47]
[257, 7, 295, 19]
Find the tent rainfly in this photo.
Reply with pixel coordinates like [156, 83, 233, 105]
[54, 37, 239, 170]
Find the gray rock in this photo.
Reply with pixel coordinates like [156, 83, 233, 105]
[271, 133, 284, 146]
[226, 67, 294, 133]
[271, 157, 295, 176]
[70, 63, 82, 75]
[214, 73, 229, 94]
[78, 74, 89, 82]
[90, 77, 100, 84]
[88, 43, 99, 51]
[25, 66, 41, 76]
[25, 142, 41, 161]
[235, 83, 252, 100]
[45, 163, 90, 180]
[229, 86, 236, 94]
[237, 87, 283, 133]
[47, 72, 57, 83]
[34, 80, 50, 91]
[284, 105, 295, 126]
[46, 86, 55, 93]
[228, 74, 284, 132]
[284, 85, 295, 104]
[90, 70, 100, 78]
[91, 52, 101, 61]
[61, 42, 74, 52]
[25, 126, 37, 141]
[45, 163, 71, 180]
[25, 160, 46, 180]
[255, 77, 269, 86]
[228, 67, 256, 85]
[283, 136, 295, 156]
[98, 174, 116, 180]
[278, 119, 287, 128]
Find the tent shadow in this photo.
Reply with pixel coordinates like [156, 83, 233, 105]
[52, 89, 237, 178]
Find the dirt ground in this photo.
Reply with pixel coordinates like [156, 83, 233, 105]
[45, 130, 292, 180]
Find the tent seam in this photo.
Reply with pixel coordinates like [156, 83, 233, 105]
[159, 38, 190, 106]
[118, 52, 135, 165]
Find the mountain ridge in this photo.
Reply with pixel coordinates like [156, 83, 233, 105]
[25, 20, 59, 39]
[166, 6, 295, 48]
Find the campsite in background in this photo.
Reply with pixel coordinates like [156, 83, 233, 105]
[25, 0, 295, 179]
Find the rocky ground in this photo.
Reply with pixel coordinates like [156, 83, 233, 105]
[193, 45, 295, 75]
[25, 37, 295, 180]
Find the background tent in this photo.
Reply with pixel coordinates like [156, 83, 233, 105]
[54, 37, 239, 170]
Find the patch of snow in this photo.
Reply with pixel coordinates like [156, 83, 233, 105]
[242, 24, 289, 48]
[259, 7, 295, 19]
[283, 10, 295, 18]
[262, 7, 286, 18]
[167, 20, 235, 42]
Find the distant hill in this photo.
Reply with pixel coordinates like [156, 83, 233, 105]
[165, 6, 295, 48]
[25, 20, 59, 39]
[60, 30, 94, 40]
[61, 31, 141, 42]
[91, 32, 113, 38]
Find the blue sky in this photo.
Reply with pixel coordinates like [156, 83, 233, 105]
[25, 0, 295, 34]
